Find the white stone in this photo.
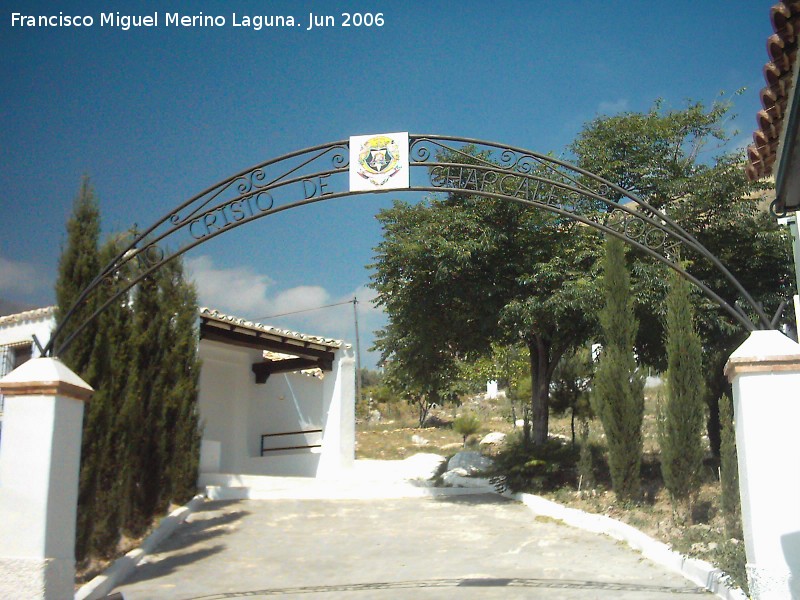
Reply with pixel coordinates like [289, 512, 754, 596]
[447, 451, 494, 475]
[441, 470, 493, 488]
[479, 432, 506, 446]
[411, 434, 429, 446]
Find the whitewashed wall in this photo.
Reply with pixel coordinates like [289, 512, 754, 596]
[197, 339, 354, 480]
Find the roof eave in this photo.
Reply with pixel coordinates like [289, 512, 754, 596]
[775, 59, 800, 213]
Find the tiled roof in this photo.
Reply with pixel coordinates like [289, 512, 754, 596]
[199, 307, 343, 349]
[746, 1, 800, 183]
[0, 306, 55, 327]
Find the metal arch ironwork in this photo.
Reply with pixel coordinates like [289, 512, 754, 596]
[46, 134, 772, 357]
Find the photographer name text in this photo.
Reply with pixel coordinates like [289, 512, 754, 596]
[11, 11, 385, 31]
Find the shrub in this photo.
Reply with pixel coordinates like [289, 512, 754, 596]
[453, 413, 481, 447]
[491, 433, 578, 493]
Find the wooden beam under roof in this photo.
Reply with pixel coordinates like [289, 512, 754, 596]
[251, 357, 333, 383]
[199, 319, 336, 362]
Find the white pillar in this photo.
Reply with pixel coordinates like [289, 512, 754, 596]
[0, 358, 92, 600]
[317, 346, 355, 477]
[725, 330, 800, 599]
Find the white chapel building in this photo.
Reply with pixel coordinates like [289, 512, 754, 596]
[0, 306, 355, 486]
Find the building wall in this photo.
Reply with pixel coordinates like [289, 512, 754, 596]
[0, 309, 55, 437]
[197, 339, 354, 479]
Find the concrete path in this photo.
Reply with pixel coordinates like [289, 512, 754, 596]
[112, 493, 710, 599]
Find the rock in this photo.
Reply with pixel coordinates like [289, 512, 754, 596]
[515, 419, 525, 428]
[442, 470, 493, 488]
[401, 453, 447, 480]
[479, 432, 506, 446]
[447, 451, 494, 475]
[411, 434, 429, 446]
[368, 409, 382, 423]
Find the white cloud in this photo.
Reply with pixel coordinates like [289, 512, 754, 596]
[185, 255, 387, 367]
[185, 255, 276, 316]
[0, 255, 50, 297]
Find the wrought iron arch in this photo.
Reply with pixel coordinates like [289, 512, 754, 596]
[46, 134, 774, 357]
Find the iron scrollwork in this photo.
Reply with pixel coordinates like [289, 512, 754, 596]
[48, 133, 773, 358]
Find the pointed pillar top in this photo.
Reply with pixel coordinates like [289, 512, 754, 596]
[0, 357, 93, 402]
[725, 330, 800, 382]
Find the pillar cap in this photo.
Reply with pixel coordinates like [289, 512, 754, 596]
[725, 330, 800, 381]
[0, 357, 93, 402]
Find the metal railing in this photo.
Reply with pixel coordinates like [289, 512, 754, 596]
[260, 428, 323, 455]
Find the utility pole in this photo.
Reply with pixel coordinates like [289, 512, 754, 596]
[353, 296, 362, 404]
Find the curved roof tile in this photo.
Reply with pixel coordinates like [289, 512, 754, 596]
[746, 1, 800, 183]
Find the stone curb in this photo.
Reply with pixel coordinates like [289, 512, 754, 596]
[502, 490, 748, 600]
[74, 495, 205, 600]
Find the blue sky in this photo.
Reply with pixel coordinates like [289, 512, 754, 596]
[0, 1, 776, 366]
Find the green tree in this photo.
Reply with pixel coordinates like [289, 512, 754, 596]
[156, 258, 202, 506]
[119, 256, 202, 533]
[571, 97, 792, 456]
[55, 176, 101, 376]
[549, 346, 593, 445]
[658, 270, 706, 521]
[592, 236, 644, 502]
[453, 413, 481, 447]
[75, 235, 135, 560]
[371, 163, 601, 445]
[56, 178, 103, 561]
[55, 182, 202, 557]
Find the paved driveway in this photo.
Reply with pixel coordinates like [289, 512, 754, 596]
[113, 493, 710, 599]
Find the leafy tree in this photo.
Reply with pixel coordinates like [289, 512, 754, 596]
[592, 236, 644, 502]
[359, 368, 383, 389]
[658, 270, 706, 521]
[570, 98, 793, 455]
[549, 346, 593, 444]
[371, 152, 601, 445]
[460, 343, 530, 392]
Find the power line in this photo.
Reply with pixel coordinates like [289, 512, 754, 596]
[254, 299, 354, 321]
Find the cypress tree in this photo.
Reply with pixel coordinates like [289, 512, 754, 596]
[55, 178, 104, 562]
[82, 236, 135, 558]
[55, 175, 101, 375]
[719, 394, 742, 538]
[592, 236, 644, 502]
[119, 268, 165, 535]
[658, 270, 706, 522]
[156, 258, 201, 506]
[56, 182, 202, 556]
[120, 255, 201, 533]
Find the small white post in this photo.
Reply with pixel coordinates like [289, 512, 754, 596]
[725, 330, 800, 599]
[0, 358, 93, 600]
